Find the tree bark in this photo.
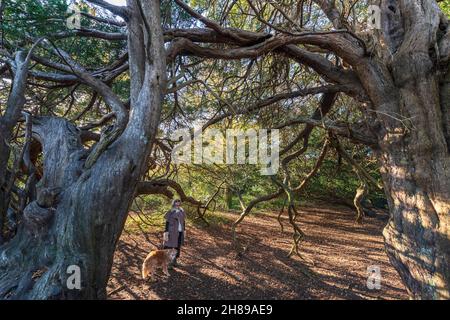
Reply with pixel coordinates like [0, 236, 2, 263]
[0, 0, 448, 301]
[0, 0, 166, 299]
[0, 51, 32, 244]
[358, 0, 450, 299]
[225, 186, 233, 210]
[378, 88, 450, 299]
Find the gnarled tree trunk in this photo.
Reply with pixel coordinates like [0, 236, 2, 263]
[360, 0, 450, 299]
[0, 0, 166, 299]
[0, 0, 448, 301]
[378, 85, 450, 299]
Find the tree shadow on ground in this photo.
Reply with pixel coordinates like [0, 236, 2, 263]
[107, 205, 408, 300]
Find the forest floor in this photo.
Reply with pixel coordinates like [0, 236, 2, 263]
[107, 203, 408, 300]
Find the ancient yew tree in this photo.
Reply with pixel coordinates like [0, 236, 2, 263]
[0, 0, 449, 299]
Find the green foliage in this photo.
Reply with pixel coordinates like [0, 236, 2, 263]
[124, 213, 165, 234]
[1, 0, 389, 226]
[3, 0, 126, 66]
[3, 0, 67, 43]
[439, 1, 450, 17]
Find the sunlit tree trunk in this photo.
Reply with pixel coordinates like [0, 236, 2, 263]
[360, 0, 450, 299]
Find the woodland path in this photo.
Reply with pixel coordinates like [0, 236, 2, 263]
[107, 204, 408, 300]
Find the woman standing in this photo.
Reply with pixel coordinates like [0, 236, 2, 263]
[163, 199, 186, 267]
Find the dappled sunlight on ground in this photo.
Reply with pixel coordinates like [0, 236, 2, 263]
[107, 204, 408, 300]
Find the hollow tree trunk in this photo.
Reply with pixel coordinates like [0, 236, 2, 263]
[359, 0, 450, 299]
[0, 0, 166, 299]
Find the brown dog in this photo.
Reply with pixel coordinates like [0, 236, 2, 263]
[142, 248, 177, 280]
